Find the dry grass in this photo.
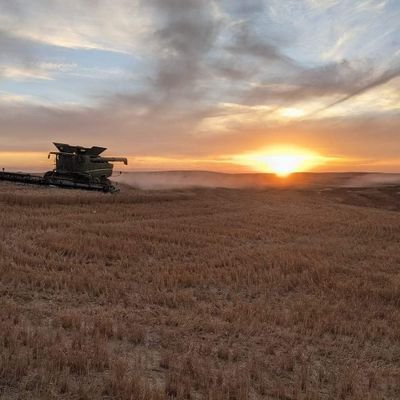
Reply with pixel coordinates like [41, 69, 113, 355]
[0, 181, 400, 399]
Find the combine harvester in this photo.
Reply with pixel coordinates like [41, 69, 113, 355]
[0, 143, 128, 193]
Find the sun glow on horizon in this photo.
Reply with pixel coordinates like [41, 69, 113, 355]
[232, 146, 327, 176]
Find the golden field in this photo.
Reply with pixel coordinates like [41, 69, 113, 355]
[0, 180, 400, 399]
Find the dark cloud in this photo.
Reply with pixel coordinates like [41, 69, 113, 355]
[298, 61, 370, 93]
[0, 29, 35, 64]
[226, 24, 294, 65]
[0, 29, 62, 80]
[233, 0, 265, 15]
[311, 64, 400, 115]
[210, 62, 251, 81]
[145, 0, 219, 103]
[0, 1, 25, 17]
[241, 59, 391, 106]
[141, 0, 294, 109]
[221, 0, 265, 17]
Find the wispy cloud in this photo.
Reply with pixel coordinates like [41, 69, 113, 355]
[310, 65, 400, 115]
[0, 0, 150, 53]
[0, 62, 78, 81]
[0, 66, 52, 81]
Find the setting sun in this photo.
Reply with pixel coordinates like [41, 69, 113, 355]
[232, 146, 327, 176]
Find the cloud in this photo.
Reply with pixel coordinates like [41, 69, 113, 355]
[0, 29, 35, 64]
[0, 62, 78, 81]
[225, 0, 265, 16]
[0, 29, 82, 82]
[142, 0, 220, 106]
[0, 91, 39, 105]
[0, 0, 149, 53]
[240, 59, 371, 106]
[0, 66, 52, 81]
[311, 64, 400, 115]
[225, 24, 293, 65]
[239, 57, 400, 115]
[0, 29, 52, 81]
[128, 0, 302, 119]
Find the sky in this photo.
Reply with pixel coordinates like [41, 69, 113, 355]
[0, 0, 399, 173]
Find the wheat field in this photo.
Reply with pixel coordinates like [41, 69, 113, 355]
[0, 181, 399, 399]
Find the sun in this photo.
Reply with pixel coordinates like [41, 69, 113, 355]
[232, 146, 326, 177]
[263, 153, 308, 177]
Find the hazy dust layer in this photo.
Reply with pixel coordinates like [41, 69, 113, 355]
[114, 171, 400, 190]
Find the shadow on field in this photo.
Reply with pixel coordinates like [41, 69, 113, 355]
[319, 186, 400, 212]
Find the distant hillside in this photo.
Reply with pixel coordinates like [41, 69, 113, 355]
[113, 171, 400, 190]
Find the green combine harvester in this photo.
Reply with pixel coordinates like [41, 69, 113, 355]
[0, 143, 128, 193]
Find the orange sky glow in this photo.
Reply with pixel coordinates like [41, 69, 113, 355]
[1, 147, 397, 177]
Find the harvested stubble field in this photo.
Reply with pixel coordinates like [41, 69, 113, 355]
[0, 180, 400, 399]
